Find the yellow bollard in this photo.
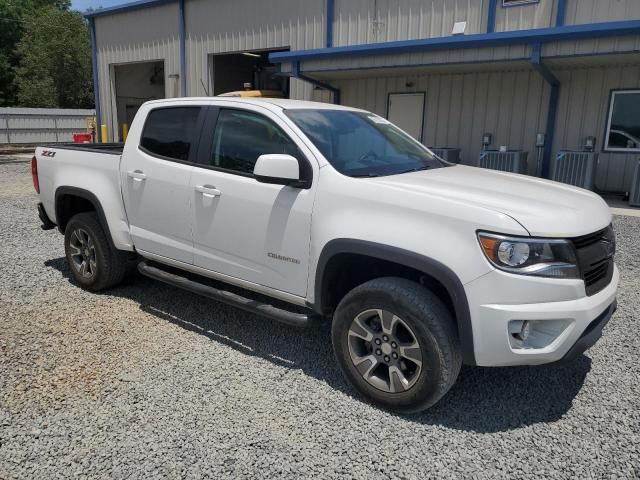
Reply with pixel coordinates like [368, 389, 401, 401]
[122, 123, 129, 142]
[100, 124, 108, 143]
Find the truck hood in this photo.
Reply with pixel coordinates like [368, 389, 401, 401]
[371, 165, 611, 237]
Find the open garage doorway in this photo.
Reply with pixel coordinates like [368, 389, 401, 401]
[112, 60, 165, 141]
[209, 49, 289, 97]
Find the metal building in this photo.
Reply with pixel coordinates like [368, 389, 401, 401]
[86, 0, 640, 193]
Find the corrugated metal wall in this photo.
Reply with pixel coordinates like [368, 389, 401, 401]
[333, 0, 487, 45]
[0, 108, 96, 144]
[185, 0, 326, 99]
[333, 68, 549, 175]
[494, 0, 559, 32]
[553, 64, 640, 193]
[94, 3, 181, 141]
[564, 0, 640, 25]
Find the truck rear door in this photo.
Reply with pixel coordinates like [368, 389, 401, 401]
[121, 106, 205, 264]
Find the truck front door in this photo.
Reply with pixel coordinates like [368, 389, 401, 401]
[190, 105, 317, 297]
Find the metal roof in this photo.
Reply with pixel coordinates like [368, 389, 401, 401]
[83, 0, 175, 18]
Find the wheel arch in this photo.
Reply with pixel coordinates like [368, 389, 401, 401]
[54, 186, 116, 251]
[314, 239, 476, 365]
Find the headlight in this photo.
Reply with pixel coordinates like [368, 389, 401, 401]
[477, 232, 579, 279]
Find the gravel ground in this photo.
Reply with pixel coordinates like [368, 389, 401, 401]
[1, 157, 639, 479]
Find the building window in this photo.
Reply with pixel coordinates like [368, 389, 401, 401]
[604, 90, 640, 153]
[502, 0, 539, 6]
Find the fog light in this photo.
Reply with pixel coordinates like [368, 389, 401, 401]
[508, 319, 573, 350]
[509, 320, 531, 346]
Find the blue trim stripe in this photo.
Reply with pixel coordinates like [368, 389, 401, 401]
[556, 0, 567, 27]
[326, 0, 335, 47]
[83, 0, 175, 18]
[531, 43, 559, 86]
[89, 18, 102, 141]
[290, 61, 341, 104]
[179, 0, 187, 96]
[542, 84, 560, 178]
[530, 44, 560, 179]
[487, 0, 498, 33]
[269, 20, 640, 63]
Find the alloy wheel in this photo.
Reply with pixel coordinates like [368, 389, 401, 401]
[69, 228, 97, 278]
[347, 309, 423, 393]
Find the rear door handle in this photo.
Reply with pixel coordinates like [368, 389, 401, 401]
[128, 170, 147, 181]
[195, 185, 222, 198]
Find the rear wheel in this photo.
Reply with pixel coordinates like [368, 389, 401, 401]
[64, 212, 127, 291]
[332, 277, 461, 413]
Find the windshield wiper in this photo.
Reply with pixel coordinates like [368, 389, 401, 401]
[351, 172, 381, 178]
[396, 165, 432, 175]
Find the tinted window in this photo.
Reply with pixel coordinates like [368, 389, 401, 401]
[285, 109, 449, 177]
[605, 91, 640, 152]
[210, 109, 300, 174]
[141, 107, 201, 160]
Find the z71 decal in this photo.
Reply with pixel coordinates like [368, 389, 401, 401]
[41, 150, 56, 157]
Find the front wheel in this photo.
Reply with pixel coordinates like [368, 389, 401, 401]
[332, 277, 461, 413]
[64, 212, 128, 291]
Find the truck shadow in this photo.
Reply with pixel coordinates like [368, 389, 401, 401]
[46, 257, 592, 434]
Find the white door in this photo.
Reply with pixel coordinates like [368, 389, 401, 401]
[190, 106, 316, 297]
[121, 106, 202, 264]
[387, 93, 425, 141]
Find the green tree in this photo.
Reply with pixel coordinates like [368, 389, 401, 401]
[0, 0, 82, 107]
[0, 1, 26, 106]
[15, 5, 93, 108]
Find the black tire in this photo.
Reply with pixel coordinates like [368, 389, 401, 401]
[64, 212, 128, 291]
[332, 277, 462, 413]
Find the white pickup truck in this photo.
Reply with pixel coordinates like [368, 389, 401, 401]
[33, 97, 618, 413]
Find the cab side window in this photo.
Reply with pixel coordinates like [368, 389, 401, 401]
[140, 107, 201, 161]
[210, 109, 300, 175]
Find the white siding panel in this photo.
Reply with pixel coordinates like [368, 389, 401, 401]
[95, 3, 180, 141]
[565, 0, 640, 25]
[185, 0, 325, 97]
[334, 0, 487, 46]
[552, 65, 640, 192]
[543, 36, 640, 58]
[494, 0, 557, 32]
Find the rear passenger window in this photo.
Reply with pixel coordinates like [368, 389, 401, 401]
[140, 107, 201, 161]
[210, 109, 300, 175]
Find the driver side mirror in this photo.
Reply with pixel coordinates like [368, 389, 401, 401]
[254, 154, 307, 188]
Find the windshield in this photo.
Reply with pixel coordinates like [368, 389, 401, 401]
[285, 109, 450, 177]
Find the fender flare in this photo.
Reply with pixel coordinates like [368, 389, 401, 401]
[314, 238, 476, 365]
[54, 186, 117, 251]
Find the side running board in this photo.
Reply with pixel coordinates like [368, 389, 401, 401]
[138, 261, 313, 328]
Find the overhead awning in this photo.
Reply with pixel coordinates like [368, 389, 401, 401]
[270, 20, 640, 77]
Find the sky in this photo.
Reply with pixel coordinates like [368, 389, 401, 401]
[71, 0, 131, 13]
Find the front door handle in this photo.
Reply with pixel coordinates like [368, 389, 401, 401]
[195, 185, 222, 198]
[128, 170, 147, 181]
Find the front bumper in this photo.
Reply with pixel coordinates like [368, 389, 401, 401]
[466, 265, 619, 366]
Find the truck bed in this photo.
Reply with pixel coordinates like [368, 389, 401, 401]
[41, 142, 124, 155]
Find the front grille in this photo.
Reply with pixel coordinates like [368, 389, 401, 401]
[571, 225, 615, 296]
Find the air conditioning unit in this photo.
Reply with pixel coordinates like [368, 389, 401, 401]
[430, 147, 461, 164]
[629, 160, 640, 208]
[551, 151, 598, 190]
[479, 150, 528, 174]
